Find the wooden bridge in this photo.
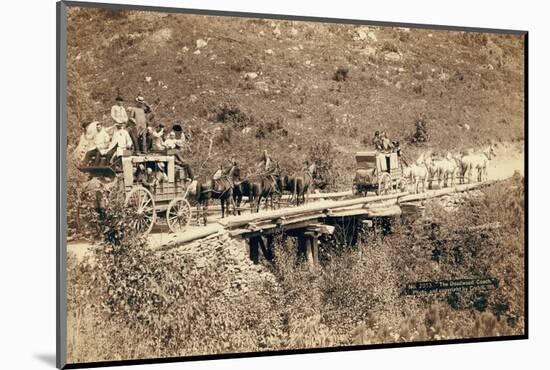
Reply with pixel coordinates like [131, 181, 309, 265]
[168, 181, 494, 267]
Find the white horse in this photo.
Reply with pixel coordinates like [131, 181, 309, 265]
[460, 145, 496, 182]
[403, 153, 430, 193]
[403, 163, 429, 193]
[437, 153, 460, 187]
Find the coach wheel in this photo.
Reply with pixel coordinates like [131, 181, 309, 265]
[166, 198, 192, 233]
[125, 186, 156, 236]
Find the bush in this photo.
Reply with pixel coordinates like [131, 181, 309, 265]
[333, 67, 349, 82]
[216, 104, 251, 130]
[67, 178, 524, 361]
[307, 141, 338, 190]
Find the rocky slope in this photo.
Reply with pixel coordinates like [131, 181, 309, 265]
[66, 7, 525, 180]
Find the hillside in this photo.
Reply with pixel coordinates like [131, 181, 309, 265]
[66, 7, 525, 184]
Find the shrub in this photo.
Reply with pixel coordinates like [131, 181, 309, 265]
[307, 141, 338, 190]
[216, 104, 251, 130]
[333, 67, 349, 82]
[67, 178, 524, 361]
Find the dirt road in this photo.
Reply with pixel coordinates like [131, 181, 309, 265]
[487, 144, 524, 180]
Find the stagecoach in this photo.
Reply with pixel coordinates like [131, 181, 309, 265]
[79, 150, 193, 236]
[352, 151, 406, 196]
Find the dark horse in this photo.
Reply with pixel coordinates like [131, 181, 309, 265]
[247, 170, 281, 213]
[231, 165, 255, 215]
[189, 168, 237, 225]
[282, 163, 316, 206]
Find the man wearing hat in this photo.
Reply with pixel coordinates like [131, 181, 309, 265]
[135, 163, 147, 184]
[128, 96, 152, 152]
[381, 131, 393, 151]
[109, 121, 133, 156]
[257, 149, 275, 174]
[111, 96, 128, 125]
[141, 167, 157, 192]
[372, 130, 382, 151]
[156, 162, 169, 183]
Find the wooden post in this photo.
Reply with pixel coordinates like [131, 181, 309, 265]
[312, 235, 319, 267]
[297, 235, 307, 258]
[305, 237, 314, 268]
[303, 231, 319, 269]
[249, 237, 259, 264]
[258, 236, 270, 261]
[265, 235, 274, 261]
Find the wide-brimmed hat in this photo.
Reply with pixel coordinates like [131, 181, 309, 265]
[135, 96, 145, 103]
[116, 95, 124, 102]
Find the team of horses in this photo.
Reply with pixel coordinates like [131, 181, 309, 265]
[403, 145, 497, 194]
[184, 145, 496, 225]
[186, 162, 318, 225]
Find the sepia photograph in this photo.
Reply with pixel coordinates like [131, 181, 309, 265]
[59, 2, 526, 367]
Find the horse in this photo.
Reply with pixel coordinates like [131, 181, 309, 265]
[403, 162, 429, 194]
[230, 164, 255, 214]
[460, 145, 496, 182]
[292, 163, 316, 206]
[280, 173, 298, 205]
[188, 168, 237, 225]
[233, 178, 254, 214]
[420, 153, 438, 189]
[432, 153, 460, 188]
[421, 152, 454, 189]
[247, 171, 281, 213]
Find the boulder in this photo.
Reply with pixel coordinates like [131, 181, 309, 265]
[196, 38, 208, 49]
[360, 46, 377, 57]
[244, 72, 258, 80]
[354, 29, 368, 41]
[384, 52, 401, 61]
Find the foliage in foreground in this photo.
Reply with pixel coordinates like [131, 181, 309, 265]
[67, 176, 524, 362]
